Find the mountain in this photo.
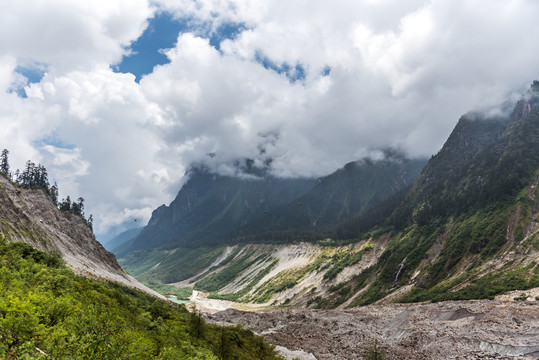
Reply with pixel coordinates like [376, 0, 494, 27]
[0, 173, 156, 295]
[320, 82, 539, 305]
[117, 153, 426, 257]
[117, 162, 317, 255]
[236, 153, 426, 238]
[115, 153, 427, 288]
[104, 226, 142, 252]
[116, 82, 539, 309]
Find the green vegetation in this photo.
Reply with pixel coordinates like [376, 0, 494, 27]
[323, 244, 373, 280]
[209, 260, 278, 302]
[362, 339, 387, 360]
[194, 250, 269, 292]
[252, 267, 307, 304]
[401, 261, 539, 302]
[140, 279, 193, 300]
[0, 236, 283, 359]
[119, 246, 226, 284]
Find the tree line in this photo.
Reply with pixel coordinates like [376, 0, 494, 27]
[0, 149, 93, 230]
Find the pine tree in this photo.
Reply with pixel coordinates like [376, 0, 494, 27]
[363, 339, 387, 360]
[87, 214, 93, 231]
[76, 197, 85, 216]
[36, 164, 49, 190]
[218, 324, 232, 360]
[59, 196, 71, 211]
[20, 160, 35, 187]
[50, 182, 59, 206]
[189, 309, 206, 339]
[1, 149, 10, 178]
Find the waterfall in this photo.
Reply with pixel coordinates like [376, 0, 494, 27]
[392, 257, 407, 288]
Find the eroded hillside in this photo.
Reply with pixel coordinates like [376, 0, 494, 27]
[0, 174, 160, 296]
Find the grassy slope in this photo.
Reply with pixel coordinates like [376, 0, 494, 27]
[0, 235, 283, 360]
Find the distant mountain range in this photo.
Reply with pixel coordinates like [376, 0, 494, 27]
[114, 153, 426, 256]
[105, 226, 142, 252]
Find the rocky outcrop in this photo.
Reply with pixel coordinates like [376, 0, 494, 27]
[0, 174, 162, 298]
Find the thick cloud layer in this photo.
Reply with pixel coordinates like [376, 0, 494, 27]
[1, 0, 539, 239]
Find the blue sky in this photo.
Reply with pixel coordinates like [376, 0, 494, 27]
[13, 63, 46, 97]
[114, 11, 308, 84]
[115, 12, 248, 82]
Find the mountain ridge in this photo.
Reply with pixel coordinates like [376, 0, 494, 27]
[117, 153, 426, 257]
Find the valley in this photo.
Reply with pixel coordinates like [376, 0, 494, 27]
[116, 84, 539, 311]
[4, 3, 539, 359]
[3, 83, 539, 358]
[109, 83, 539, 358]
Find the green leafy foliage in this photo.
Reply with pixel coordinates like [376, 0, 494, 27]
[0, 236, 283, 360]
[251, 267, 308, 304]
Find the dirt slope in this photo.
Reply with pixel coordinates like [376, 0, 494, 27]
[0, 175, 162, 298]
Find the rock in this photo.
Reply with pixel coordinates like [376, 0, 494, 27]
[205, 301, 539, 359]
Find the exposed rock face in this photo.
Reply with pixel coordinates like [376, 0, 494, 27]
[0, 175, 162, 297]
[206, 300, 539, 360]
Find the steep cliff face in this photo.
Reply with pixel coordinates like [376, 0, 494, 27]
[0, 174, 161, 296]
[118, 169, 316, 255]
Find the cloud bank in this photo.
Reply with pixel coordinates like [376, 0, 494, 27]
[1, 0, 539, 238]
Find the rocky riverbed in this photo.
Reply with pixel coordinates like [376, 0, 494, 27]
[205, 299, 539, 359]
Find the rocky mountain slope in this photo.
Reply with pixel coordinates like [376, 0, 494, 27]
[236, 154, 426, 238]
[0, 173, 160, 296]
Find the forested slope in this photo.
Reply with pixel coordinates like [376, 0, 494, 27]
[0, 236, 283, 360]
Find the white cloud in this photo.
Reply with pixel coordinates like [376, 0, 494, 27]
[0, 0, 152, 73]
[2, 0, 539, 238]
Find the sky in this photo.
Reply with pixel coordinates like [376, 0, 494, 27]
[1, 0, 539, 241]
